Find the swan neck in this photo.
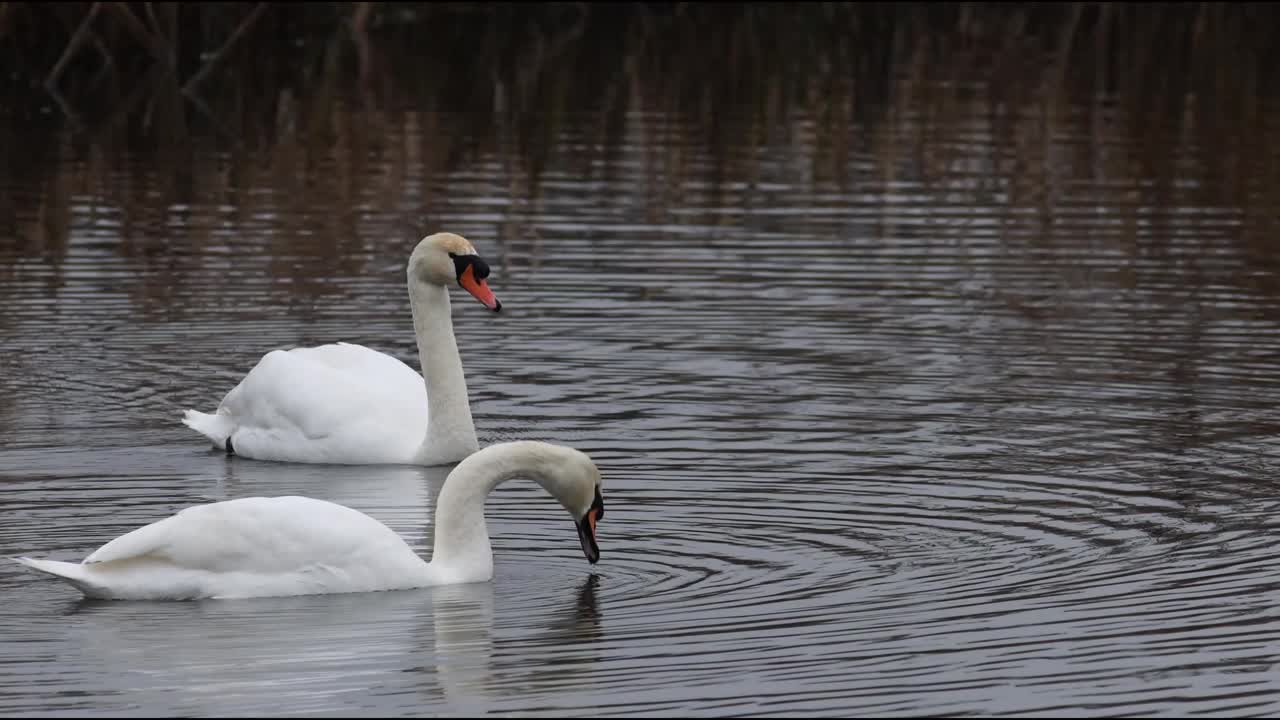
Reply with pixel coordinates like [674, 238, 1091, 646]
[430, 443, 576, 575]
[408, 278, 478, 463]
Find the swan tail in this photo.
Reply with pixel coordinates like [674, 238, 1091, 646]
[13, 557, 110, 597]
[15, 556, 211, 600]
[182, 409, 235, 450]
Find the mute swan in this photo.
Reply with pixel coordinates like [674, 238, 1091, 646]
[181, 232, 501, 466]
[14, 440, 606, 600]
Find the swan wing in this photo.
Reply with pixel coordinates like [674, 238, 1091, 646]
[85, 496, 421, 575]
[283, 342, 424, 378]
[209, 343, 429, 463]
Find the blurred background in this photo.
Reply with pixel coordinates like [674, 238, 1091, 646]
[4, 2, 1277, 266]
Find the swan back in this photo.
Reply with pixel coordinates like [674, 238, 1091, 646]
[85, 497, 412, 572]
[72, 497, 431, 599]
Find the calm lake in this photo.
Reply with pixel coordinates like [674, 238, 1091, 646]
[2, 6, 1280, 716]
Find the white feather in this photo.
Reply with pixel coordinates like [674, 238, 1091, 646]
[15, 441, 604, 601]
[181, 232, 500, 466]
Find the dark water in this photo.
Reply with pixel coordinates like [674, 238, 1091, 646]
[3, 65, 1280, 716]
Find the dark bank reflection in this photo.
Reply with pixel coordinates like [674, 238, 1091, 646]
[3, 5, 1278, 275]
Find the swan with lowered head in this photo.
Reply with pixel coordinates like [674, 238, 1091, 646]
[181, 231, 501, 466]
[14, 440, 606, 600]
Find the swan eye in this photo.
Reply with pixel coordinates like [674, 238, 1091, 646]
[451, 253, 501, 312]
[452, 253, 491, 282]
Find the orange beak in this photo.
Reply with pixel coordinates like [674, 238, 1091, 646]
[459, 264, 501, 312]
[575, 488, 604, 565]
[587, 506, 601, 536]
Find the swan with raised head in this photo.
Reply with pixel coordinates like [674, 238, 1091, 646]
[14, 440, 606, 600]
[181, 231, 501, 466]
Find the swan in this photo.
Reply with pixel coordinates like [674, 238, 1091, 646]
[180, 231, 501, 466]
[14, 440, 606, 600]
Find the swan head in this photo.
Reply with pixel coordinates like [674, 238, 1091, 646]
[434, 441, 607, 572]
[522, 442, 606, 565]
[564, 452, 606, 566]
[409, 232, 502, 312]
[576, 486, 606, 565]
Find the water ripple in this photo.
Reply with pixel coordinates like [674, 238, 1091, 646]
[2, 95, 1280, 718]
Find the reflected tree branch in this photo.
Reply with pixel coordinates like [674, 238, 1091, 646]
[181, 2, 268, 97]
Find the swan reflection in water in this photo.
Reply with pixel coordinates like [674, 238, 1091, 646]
[58, 572, 602, 712]
[408, 573, 604, 703]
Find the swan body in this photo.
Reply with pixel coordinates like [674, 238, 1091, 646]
[15, 441, 606, 601]
[181, 232, 501, 466]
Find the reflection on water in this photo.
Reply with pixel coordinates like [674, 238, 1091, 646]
[3, 4, 1280, 717]
[43, 582, 499, 716]
[0, 448, 609, 716]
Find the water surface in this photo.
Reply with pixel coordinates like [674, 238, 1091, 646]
[2, 55, 1280, 717]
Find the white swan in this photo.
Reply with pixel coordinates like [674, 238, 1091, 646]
[14, 440, 606, 600]
[181, 231, 502, 466]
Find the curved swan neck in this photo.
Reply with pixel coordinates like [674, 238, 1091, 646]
[408, 278, 479, 464]
[430, 442, 580, 575]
